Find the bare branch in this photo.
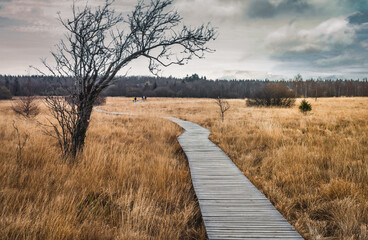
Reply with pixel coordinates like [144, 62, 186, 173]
[215, 97, 230, 122]
[38, 0, 216, 160]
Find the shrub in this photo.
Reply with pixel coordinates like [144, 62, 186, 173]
[215, 97, 230, 122]
[0, 86, 12, 100]
[246, 83, 295, 107]
[299, 99, 312, 114]
[12, 96, 40, 118]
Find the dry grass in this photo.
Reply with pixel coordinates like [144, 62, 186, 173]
[2, 97, 368, 240]
[0, 99, 206, 239]
[104, 97, 368, 240]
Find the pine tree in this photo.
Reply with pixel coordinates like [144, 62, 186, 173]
[299, 99, 312, 114]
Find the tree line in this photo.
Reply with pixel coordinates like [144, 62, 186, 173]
[1, 74, 368, 99]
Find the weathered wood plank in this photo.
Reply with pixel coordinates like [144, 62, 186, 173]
[93, 106, 303, 240]
[167, 117, 303, 240]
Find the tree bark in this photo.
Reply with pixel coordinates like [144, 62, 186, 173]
[71, 101, 93, 159]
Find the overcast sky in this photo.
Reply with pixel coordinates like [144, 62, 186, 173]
[0, 0, 367, 80]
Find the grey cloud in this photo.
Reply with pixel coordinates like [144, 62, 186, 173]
[246, 0, 312, 19]
[0, 0, 367, 78]
[0, 16, 28, 28]
[348, 10, 368, 25]
[266, 11, 368, 75]
[338, 0, 368, 12]
[315, 53, 365, 68]
[0, 0, 11, 7]
[246, 0, 275, 19]
[219, 69, 284, 80]
[0, 0, 11, 9]
[348, 10, 368, 51]
[277, 0, 311, 14]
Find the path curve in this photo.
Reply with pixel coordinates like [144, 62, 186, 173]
[94, 106, 303, 239]
[94, 106, 134, 116]
[168, 117, 303, 240]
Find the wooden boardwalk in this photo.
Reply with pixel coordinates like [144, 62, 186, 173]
[94, 106, 134, 116]
[94, 106, 302, 239]
[167, 117, 303, 240]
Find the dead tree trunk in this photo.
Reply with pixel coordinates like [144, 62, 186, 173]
[71, 103, 92, 157]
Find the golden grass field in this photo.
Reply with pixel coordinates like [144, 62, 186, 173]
[0, 99, 206, 239]
[104, 97, 368, 240]
[1, 97, 368, 239]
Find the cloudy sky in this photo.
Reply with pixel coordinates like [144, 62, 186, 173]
[0, 0, 367, 80]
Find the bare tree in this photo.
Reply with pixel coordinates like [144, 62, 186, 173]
[12, 96, 40, 118]
[11, 81, 40, 118]
[35, 0, 216, 160]
[215, 97, 230, 122]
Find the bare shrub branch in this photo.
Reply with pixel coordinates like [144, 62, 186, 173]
[215, 97, 230, 122]
[11, 80, 40, 118]
[12, 96, 40, 118]
[246, 83, 296, 107]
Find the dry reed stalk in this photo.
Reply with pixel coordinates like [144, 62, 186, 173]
[0, 99, 206, 239]
[101, 97, 368, 239]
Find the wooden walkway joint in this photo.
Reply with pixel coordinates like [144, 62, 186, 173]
[167, 117, 303, 240]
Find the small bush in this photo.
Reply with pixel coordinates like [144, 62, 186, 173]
[215, 97, 230, 122]
[0, 86, 12, 100]
[247, 83, 295, 107]
[12, 96, 40, 118]
[299, 99, 312, 114]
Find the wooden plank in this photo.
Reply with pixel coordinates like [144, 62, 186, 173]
[167, 117, 303, 240]
[93, 107, 303, 240]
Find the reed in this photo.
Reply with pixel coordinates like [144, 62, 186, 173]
[0, 99, 206, 239]
[2, 96, 367, 239]
[104, 97, 368, 239]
